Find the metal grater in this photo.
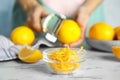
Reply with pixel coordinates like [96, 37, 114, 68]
[42, 14, 66, 43]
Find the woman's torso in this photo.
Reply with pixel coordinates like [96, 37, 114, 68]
[42, 0, 85, 18]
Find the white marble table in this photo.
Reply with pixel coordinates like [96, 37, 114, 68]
[0, 49, 120, 80]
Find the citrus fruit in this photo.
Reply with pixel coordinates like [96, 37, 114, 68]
[114, 26, 120, 40]
[10, 26, 35, 45]
[89, 22, 114, 40]
[112, 46, 120, 60]
[56, 20, 81, 44]
[18, 46, 43, 63]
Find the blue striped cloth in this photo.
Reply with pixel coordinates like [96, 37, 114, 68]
[0, 35, 55, 61]
[0, 35, 21, 61]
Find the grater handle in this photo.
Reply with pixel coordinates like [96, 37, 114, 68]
[42, 14, 58, 43]
[42, 14, 55, 32]
[42, 14, 66, 43]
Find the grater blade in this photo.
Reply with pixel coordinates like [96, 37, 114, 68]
[53, 14, 66, 35]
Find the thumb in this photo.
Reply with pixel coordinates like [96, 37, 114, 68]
[41, 9, 49, 18]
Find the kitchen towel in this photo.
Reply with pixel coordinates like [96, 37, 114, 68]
[0, 35, 55, 61]
[0, 35, 22, 61]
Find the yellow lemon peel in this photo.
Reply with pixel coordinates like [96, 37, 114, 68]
[48, 48, 80, 74]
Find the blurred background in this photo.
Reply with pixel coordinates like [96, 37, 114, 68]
[0, 0, 120, 37]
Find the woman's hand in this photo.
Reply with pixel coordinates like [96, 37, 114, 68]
[18, 0, 49, 33]
[27, 5, 48, 33]
[63, 7, 90, 47]
[63, 0, 103, 47]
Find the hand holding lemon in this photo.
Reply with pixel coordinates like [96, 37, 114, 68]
[56, 20, 82, 47]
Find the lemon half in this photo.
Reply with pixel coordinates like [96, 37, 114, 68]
[112, 46, 120, 60]
[18, 46, 43, 63]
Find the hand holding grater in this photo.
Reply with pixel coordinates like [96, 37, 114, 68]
[42, 14, 66, 43]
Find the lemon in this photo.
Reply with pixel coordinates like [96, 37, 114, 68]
[89, 22, 115, 40]
[112, 46, 120, 60]
[10, 26, 35, 45]
[56, 20, 81, 44]
[114, 26, 120, 32]
[18, 46, 43, 63]
[114, 26, 120, 40]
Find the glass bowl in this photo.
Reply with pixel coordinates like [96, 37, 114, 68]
[43, 48, 87, 74]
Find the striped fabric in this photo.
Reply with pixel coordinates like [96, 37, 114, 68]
[0, 35, 21, 61]
[0, 35, 55, 61]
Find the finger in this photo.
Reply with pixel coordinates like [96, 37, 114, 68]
[27, 16, 32, 26]
[63, 44, 70, 48]
[76, 14, 89, 28]
[69, 29, 85, 47]
[69, 37, 84, 47]
[76, 16, 84, 28]
[60, 43, 70, 48]
[26, 16, 35, 30]
[26, 11, 39, 31]
[32, 10, 42, 34]
[41, 9, 49, 18]
[26, 10, 34, 26]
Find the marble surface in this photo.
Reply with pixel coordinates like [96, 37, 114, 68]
[0, 49, 120, 80]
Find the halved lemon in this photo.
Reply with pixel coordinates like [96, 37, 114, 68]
[112, 46, 120, 60]
[18, 46, 43, 63]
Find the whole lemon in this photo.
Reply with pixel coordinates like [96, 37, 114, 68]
[89, 23, 114, 40]
[10, 26, 35, 45]
[56, 20, 81, 44]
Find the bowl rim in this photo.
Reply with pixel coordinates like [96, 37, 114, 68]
[42, 48, 87, 64]
[86, 37, 120, 42]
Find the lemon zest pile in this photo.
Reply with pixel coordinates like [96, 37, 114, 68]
[48, 48, 80, 74]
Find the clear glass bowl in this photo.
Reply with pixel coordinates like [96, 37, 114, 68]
[43, 48, 87, 74]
